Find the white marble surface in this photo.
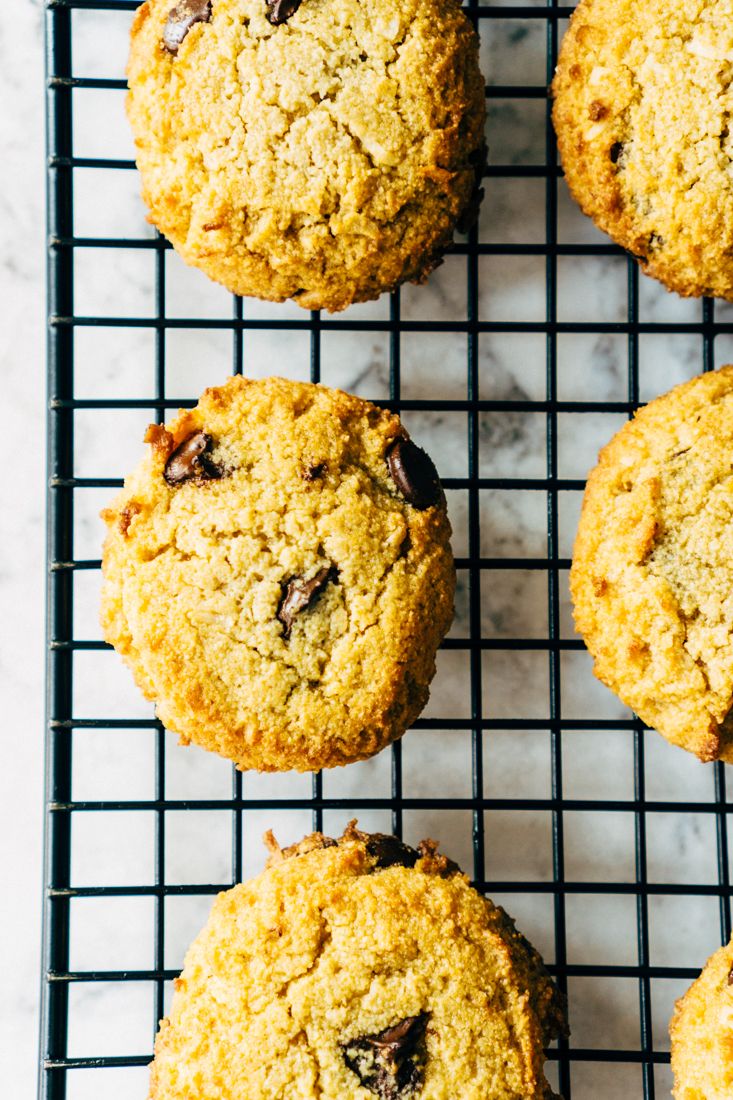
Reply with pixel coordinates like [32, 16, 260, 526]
[1, 0, 47, 1093]
[4, 2, 733, 1098]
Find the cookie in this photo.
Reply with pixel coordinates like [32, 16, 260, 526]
[100, 375, 454, 772]
[126, 0, 486, 313]
[552, 0, 733, 300]
[670, 937, 733, 1099]
[149, 823, 568, 1099]
[570, 366, 733, 762]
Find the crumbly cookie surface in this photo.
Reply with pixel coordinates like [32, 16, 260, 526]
[571, 367, 733, 762]
[671, 937, 733, 1099]
[100, 375, 454, 772]
[149, 824, 568, 1100]
[552, 0, 733, 300]
[127, 0, 486, 313]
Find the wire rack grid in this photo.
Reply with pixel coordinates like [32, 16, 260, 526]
[42, 1, 733, 1098]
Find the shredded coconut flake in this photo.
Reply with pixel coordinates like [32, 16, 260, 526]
[588, 65, 610, 86]
[585, 122, 607, 140]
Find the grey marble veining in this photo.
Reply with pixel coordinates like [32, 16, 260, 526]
[5, 3, 732, 1099]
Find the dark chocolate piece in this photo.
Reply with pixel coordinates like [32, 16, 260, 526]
[343, 1014, 429, 1099]
[277, 566, 334, 637]
[304, 462, 327, 481]
[386, 438, 441, 510]
[163, 431, 223, 485]
[366, 834, 420, 871]
[266, 0, 302, 25]
[162, 0, 212, 55]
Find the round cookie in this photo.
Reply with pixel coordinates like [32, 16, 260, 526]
[149, 823, 568, 1099]
[126, 0, 486, 313]
[100, 375, 454, 772]
[671, 937, 733, 1099]
[570, 366, 733, 763]
[552, 0, 733, 300]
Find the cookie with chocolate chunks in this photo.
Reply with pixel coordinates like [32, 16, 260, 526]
[126, 0, 486, 312]
[100, 376, 454, 772]
[553, 0, 733, 301]
[148, 824, 567, 1100]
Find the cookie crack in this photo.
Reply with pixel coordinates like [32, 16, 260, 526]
[643, 433, 733, 720]
[281, 1025, 326, 1099]
[278, 912, 333, 1003]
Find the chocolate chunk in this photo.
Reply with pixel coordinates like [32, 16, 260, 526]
[303, 462, 327, 481]
[610, 141, 623, 164]
[277, 566, 335, 638]
[369, 1016, 429, 1061]
[162, 0, 212, 55]
[456, 142, 488, 234]
[343, 1014, 429, 1099]
[366, 834, 420, 871]
[163, 431, 223, 485]
[266, 0, 302, 25]
[386, 438, 441, 510]
[728, 963, 733, 986]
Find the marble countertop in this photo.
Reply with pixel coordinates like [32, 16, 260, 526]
[5, 2, 732, 1098]
[2, 0, 47, 1093]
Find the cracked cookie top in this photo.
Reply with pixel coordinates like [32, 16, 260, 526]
[148, 824, 567, 1100]
[571, 366, 733, 762]
[552, 0, 733, 300]
[127, 0, 486, 313]
[100, 375, 454, 772]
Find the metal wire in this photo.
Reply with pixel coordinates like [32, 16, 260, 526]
[41, 1, 733, 1098]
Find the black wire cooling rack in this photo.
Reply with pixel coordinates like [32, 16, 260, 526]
[42, 1, 733, 1098]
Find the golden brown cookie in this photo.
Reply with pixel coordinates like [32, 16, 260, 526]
[571, 366, 733, 762]
[149, 824, 568, 1099]
[552, 0, 733, 300]
[100, 375, 454, 772]
[671, 937, 733, 1099]
[126, 0, 486, 313]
